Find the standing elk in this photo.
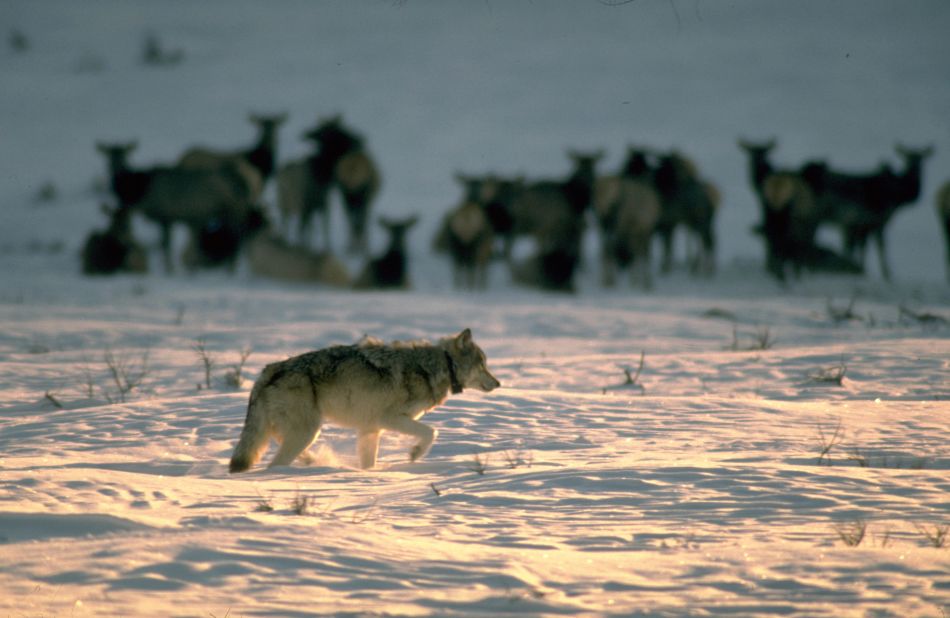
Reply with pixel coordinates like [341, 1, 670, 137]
[593, 147, 661, 289]
[653, 151, 718, 276]
[936, 179, 950, 283]
[97, 141, 254, 272]
[803, 144, 934, 280]
[277, 116, 380, 254]
[178, 113, 287, 201]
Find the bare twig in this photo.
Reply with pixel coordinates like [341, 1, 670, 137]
[817, 418, 844, 465]
[193, 338, 215, 390]
[103, 348, 150, 403]
[44, 391, 63, 409]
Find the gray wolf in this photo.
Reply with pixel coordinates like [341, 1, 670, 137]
[229, 329, 500, 473]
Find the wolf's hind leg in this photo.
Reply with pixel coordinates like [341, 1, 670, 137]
[268, 426, 321, 468]
[380, 415, 438, 462]
[356, 430, 381, 469]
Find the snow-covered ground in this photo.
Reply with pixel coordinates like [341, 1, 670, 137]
[1, 1, 948, 616]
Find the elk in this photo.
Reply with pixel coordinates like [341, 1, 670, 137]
[738, 138, 777, 204]
[276, 156, 333, 250]
[181, 205, 268, 272]
[81, 203, 148, 275]
[308, 116, 381, 254]
[652, 151, 718, 276]
[354, 216, 418, 289]
[277, 116, 381, 254]
[442, 200, 494, 290]
[593, 147, 661, 289]
[96, 141, 254, 272]
[247, 231, 350, 287]
[760, 172, 862, 281]
[508, 151, 602, 249]
[178, 113, 287, 200]
[935, 180, 950, 283]
[804, 144, 934, 280]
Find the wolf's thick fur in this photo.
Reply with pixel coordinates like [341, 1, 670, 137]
[229, 329, 500, 473]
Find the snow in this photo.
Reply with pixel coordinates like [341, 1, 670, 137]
[1, 1, 949, 616]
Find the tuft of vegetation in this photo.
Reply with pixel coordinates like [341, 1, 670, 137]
[834, 520, 868, 547]
[469, 452, 489, 476]
[915, 523, 949, 548]
[503, 448, 534, 469]
[291, 491, 314, 516]
[103, 348, 150, 403]
[224, 347, 253, 389]
[193, 338, 216, 390]
[727, 325, 775, 351]
[827, 294, 863, 324]
[808, 361, 847, 386]
[603, 352, 646, 394]
[816, 418, 844, 466]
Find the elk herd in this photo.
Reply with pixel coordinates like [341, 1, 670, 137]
[83, 114, 949, 289]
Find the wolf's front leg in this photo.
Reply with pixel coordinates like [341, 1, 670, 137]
[356, 430, 381, 469]
[380, 415, 438, 462]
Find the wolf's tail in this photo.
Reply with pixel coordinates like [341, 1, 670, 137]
[228, 365, 277, 473]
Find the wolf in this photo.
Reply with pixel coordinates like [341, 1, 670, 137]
[229, 329, 500, 473]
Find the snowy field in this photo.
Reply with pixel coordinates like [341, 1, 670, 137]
[1, 1, 949, 617]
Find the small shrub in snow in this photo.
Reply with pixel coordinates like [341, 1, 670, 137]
[103, 348, 150, 403]
[504, 448, 534, 469]
[224, 347, 252, 389]
[193, 338, 215, 390]
[915, 523, 949, 548]
[727, 325, 775, 351]
[469, 452, 489, 475]
[808, 362, 847, 386]
[827, 294, 862, 324]
[834, 520, 867, 547]
[291, 492, 314, 516]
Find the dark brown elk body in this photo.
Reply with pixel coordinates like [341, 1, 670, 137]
[354, 216, 418, 289]
[937, 180, 950, 283]
[803, 145, 933, 280]
[81, 204, 148, 275]
[97, 141, 254, 272]
[178, 113, 286, 201]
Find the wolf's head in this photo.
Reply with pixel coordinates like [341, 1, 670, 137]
[446, 328, 500, 393]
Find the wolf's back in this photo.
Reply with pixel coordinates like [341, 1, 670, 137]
[229, 361, 283, 473]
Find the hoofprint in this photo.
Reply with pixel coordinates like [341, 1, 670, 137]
[229, 329, 500, 472]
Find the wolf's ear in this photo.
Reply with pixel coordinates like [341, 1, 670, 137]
[455, 328, 473, 348]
